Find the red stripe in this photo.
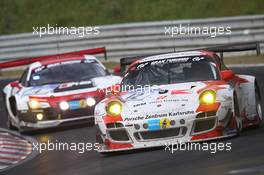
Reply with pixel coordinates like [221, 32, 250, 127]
[0, 143, 31, 148]
[0, 156, 24, 162]
[0, 151, 29, 156]
[0, 134, 23, 140]
[104, 139, 133, 150]
[0, 139, 28, 144]
[103, 115, 123, 124]
[196, 102, 220, 112]
[1, 147, 32, 153]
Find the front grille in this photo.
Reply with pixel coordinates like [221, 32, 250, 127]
[61, 108, 94, 119]
[106, 123, 124, 129]
[108, 129, 130, 141]
[193, 118, 216, 133]
[196, 111, 216, 119]
[134, 127, 187, 141]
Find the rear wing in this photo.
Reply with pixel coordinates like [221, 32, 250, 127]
[0, 47, 107, 69]
[120, 42, 261, 75]
[204, 42, 261, 60]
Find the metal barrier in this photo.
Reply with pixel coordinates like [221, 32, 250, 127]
[0, 15, 263, 62]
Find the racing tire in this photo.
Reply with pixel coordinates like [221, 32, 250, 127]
[7, 116, 17, 130]
[234, 93, 242, 135]
[255, 82, 263, 127]
[2, 93, 17, 131]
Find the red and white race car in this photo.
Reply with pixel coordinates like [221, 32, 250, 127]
[94, 49, 262, 153]
[3, 55, 121, 132]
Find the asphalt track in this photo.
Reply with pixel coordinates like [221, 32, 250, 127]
[0, 66, 264, 175]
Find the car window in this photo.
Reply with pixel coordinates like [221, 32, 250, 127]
[122, 56, 220, 88]
[29, 62, 108, 86]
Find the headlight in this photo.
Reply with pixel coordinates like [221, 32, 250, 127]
[28, 100, 50, 109]
[29, 100, 40, 109]
[59, 101, 69, 111]
[199, 90, 216, 105]
[106, 100, 122, 117]
[86, 97, 96, 107]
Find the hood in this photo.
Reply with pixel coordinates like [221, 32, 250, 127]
[119, 81, 221, 120]
[20, 75, 122, 98]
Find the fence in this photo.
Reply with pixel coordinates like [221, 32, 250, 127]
[0, 15, 263, 63]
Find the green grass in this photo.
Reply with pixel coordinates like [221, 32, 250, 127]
[0, 0, 263, 34]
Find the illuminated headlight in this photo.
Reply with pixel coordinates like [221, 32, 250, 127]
[29, 100, 40, 109]
[59, 101, 69, 111]
[199, 90, 216, 105]
[28, 100, 50, 109]
[86, 97, 96, 107]
[36, 113, 44, 121]
[106, 100, 122, 117]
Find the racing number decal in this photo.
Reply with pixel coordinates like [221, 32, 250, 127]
[160, 118, 170, 129]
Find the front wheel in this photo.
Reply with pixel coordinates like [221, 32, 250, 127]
[255, 83, 263, 126]
[7, 116, 17, 130]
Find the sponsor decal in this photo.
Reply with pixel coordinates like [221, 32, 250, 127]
[124, 116, 144, 121]
[79, 99, 88, 108]
[160, 118, 170, 129]
[168, 111, 195, 116]
[33, 75, 40, 80]
[171, 89, 190, 95]
[124, 110, 195, 121]
[137, 57, 190, 70]
[156, 95, 167, 100]
[133, 102, 147, 108]
[58, 81, 92, 89]
[145, 113, 168, 119]
[69, 100, 81, 110]
[148, 119, 161, 130]
[192, 57, 204, 62]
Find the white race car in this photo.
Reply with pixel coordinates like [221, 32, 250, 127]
[3, 55, 121, 132]
[94, 50, 262, 152]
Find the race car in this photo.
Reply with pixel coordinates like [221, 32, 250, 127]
[3, 55, 121, 132]
[94, 49, 262, 153]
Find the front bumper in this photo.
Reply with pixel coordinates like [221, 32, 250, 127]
[96, 112, 237, 152]
[19, 115, 94, 131]
[17, 106, 95, 130]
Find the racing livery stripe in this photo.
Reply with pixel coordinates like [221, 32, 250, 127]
[196, 102, 220, 112]
[104, 139, 133, 150]
[103, 115, 123, 124]
[197, 81, 227, 93]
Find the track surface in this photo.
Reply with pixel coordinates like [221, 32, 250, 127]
[1, 67, 264, 175]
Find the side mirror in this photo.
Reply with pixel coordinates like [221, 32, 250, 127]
[113, 66, 121, 76]
[221, 70, 235, 81]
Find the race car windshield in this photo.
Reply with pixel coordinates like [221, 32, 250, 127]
[121, 57, 220, 88]
[29, 62, 108, 86]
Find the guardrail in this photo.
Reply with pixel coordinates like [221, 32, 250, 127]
[0, 15, 263, 62]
